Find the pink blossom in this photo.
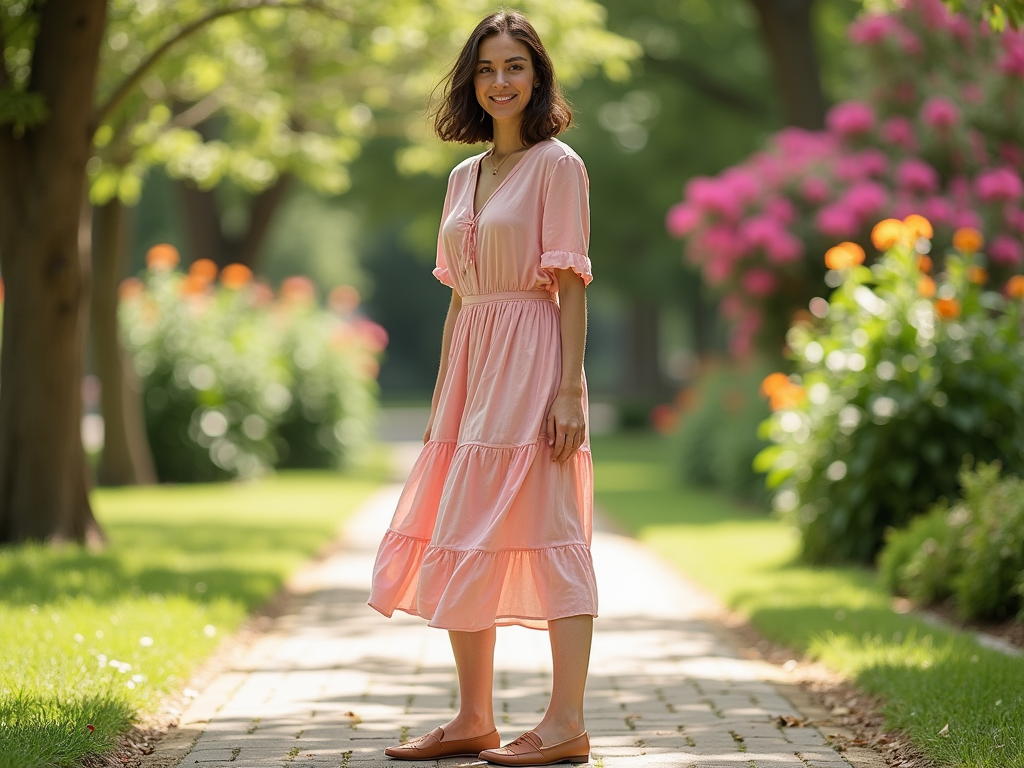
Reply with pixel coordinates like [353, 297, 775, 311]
[692, 225, 744, 271]
[720, 293, 743, 320]
[896, 159, 940, 194]
[686, 177, 743, 220]
[948, 15, 973, 45]
[961, 83, 984, 104]
[1004, 206, 1024, 233]
[891, 197, 918, 221]
[742, 268, 778, 297]
[815, 205, 859, 238]
[953, 209, 983, 230]
[858, 150, 889, 177]
[998, 31, 1024, 77]
[765, 197, 796, 226]
[1000, 143, 1024, 168]
[706, 257, 735, 285]
[989, 235, 1024, 266]
[849, 14, 900, 45]
[842, 182, 888, 219]
[969, 130, 989, 165]
[949, 175, 972, 203]
[881, 117, 917, 152]
[720, 168, 761, 205]
[729, 310, 761, 359]
[766, 231, 804, 264]
[666, 203, 701, 238]
[921, 96, 960, 129]
[774, 128, 836, 159]
[896, 28, 923, 56]
[826, 101, 876, 137]
[913, 0, 953, 30]
[836, 155, 871, 182]
[800, 176, 831, 205]
[976, 167, 1024, 202]
[739, 216, 783, 250]
[922, 197, 956, 225]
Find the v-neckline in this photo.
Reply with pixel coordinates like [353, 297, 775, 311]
[471, 141, 543, 219]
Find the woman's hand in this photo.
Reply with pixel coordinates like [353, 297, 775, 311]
[546, 390, 586, 462]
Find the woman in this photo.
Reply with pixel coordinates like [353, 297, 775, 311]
[368, 10, 596, 766]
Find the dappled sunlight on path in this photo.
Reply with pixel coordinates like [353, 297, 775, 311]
[157, 472, 865, 768]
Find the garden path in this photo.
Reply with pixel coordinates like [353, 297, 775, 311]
[154, 432, 879, 768]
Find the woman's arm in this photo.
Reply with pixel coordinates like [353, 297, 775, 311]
[423, 289, 463, 444]
[546, 268, 587, 462]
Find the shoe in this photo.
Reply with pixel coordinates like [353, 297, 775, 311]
[384, 726, 499, 760]
[478, 730, 590, 765]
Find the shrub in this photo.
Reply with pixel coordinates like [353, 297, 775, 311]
[666, 0, 1024, 356]
[880, 462, 1024, 622]
[755, 217, 1024, 564]
[674, 362, 771, 504]
[119, 249, 384, 482]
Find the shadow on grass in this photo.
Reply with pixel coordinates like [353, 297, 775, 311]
[0, 521, 337, 608]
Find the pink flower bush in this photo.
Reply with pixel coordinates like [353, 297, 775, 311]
[667, 0, 1024, 356]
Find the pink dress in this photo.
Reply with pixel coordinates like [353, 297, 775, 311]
[368, 138, 599, 632]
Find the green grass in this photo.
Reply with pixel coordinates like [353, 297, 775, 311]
[0, 465, 386, 768]
[592, 432, 1024, 768]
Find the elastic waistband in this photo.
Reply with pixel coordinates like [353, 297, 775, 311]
[462, 290, 554, 306]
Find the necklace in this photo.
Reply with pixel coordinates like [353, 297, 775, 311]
[489, 146, 528, 176]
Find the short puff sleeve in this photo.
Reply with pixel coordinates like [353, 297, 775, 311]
[432, 169, 457, 288]
[540, 153, 593, 286]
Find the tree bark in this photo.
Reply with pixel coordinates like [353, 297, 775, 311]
[746, 0, 828, 129]
[0, 0, 108, 544]
[624, 300, 670, 399]
[91, 199, 157, 486]
[178, 174, 291, 268]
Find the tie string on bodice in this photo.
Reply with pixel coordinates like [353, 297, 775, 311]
[460, 217, 478, 272]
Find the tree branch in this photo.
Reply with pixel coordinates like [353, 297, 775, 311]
[171, 94, 222, 129]
[92, 0, 351, 131]
[642, 54, 770, 117]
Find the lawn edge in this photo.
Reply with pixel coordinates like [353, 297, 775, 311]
[88, 487, 388, 768]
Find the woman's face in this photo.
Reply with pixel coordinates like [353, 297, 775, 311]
[474, 33, 538, 129]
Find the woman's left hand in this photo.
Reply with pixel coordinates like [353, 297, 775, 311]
[546, 390, 586, 463]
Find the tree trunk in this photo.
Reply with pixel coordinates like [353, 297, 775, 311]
[179, 174, 291, 269]
[0, 0, 108, 544]
[747, 0, 828, 129]
[91, 199, 157, 486]
[624, 300, 669, 399]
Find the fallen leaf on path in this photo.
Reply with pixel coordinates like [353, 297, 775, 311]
[938, 723, 949, 737]
[776, 715, 807, 727]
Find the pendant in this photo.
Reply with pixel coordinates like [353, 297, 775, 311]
[492, 169, 498, 175]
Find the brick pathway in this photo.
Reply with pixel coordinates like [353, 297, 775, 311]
[157, 454, 868, 768]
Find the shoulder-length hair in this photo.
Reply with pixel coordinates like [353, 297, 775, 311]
[431, 10, 573, 146]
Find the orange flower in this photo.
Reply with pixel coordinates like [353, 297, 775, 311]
[918, 276, 936, 297]
[903, 214, 933, 240]
[1006, 274, 1024, 299]
[953, 227, 984, 254]
[146, 243, 180, 271]
[221, 263, 254, 289]
[770, 382, 805, 412]
[329, 284, 361, 314]
[0, 277, 5, 302]
[966, 265, 988, 284]
[179, 274, 209, 297]
[824, 242, 866, 270]
[118, 277, 144, 301]
[871, 218, 908, 250]
[917, 255, 933, 273]
[935, 297, 961, 319]
[189, 258, 218, 283]
[281, 275, 317, 304]
[760, 372, 790, 398]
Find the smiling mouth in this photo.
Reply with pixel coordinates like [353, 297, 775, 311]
[490, 94, 517, 103]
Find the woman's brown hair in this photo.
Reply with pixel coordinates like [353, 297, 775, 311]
[432, 10, 573, 146]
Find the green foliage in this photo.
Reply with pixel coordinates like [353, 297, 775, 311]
[673, 362, 770, 504]
[882, 462, 1024, 621]
[757, 233, 1024, 564]
[945, 0, 1024, 29]
[878, 499, 959, 605]
[593, 431, 1024, 768]
[0, 472, 382, 768]
[119, 262, 381, 482]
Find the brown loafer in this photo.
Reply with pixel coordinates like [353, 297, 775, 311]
[384, 726, 499, 760]
[479, 730, 589, 765]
